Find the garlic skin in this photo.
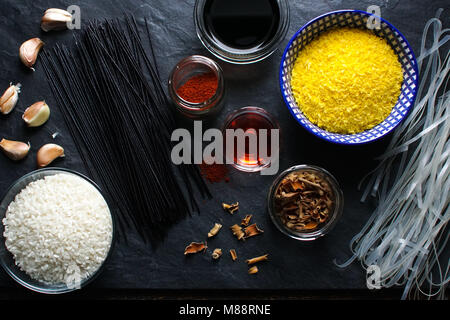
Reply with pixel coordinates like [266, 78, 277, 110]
[0, 83, 21, 115]
[37, 143, 64, 168]
[0, 139, 30, 161]
[19, 38, 44, 70]
[23, 101, 50, 127]
[41, 8, 72, 32]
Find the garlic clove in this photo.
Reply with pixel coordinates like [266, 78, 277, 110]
[23, 101, 50, 127]
[37, 143, 64, 168]
[19, 38, 44, 70]
[0, 139, 30, 161]
[0, 83, 21, 115]
[41, 8, 72, 32]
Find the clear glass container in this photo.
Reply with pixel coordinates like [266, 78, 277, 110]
[222, 106, 280, 172]
[168, 55, 225, 118]
[0, 168, 115, 294]
[194, 0, 290, 64]
[267, 165, 344, 241]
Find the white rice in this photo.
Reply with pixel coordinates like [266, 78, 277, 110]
[2, 173, 113, 286]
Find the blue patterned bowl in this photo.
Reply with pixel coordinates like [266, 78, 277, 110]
[279, 10, 419, 144]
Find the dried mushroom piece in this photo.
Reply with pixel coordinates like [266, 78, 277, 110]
[222, 202, 239, 214]
[246, 254, 269, 265]
[184, 242, 207, 255]
[243, 223, 264, 239]
[230, 224, 245, 241]
[208, 223, 222, 238]
[274, 170, 334, 232]
[303, 221, 319, 230]
[248, 266, 258, 274]
[230, 249, 237, 261]
[212, 248, 222, 260]
[241, 214, 252, 227]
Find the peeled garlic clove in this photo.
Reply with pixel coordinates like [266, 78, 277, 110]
[0, 83, 21, 115]
[0, 139, 30, 161]
[19, 38, 44, 70]
[41, 8, 72, 32]
[37, 143, 64, 168]
[23, 101, 50, 127]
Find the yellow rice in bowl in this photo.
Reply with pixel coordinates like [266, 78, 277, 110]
[290, 27, 403, 134]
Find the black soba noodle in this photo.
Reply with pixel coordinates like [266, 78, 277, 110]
[41, 15, 211, 243]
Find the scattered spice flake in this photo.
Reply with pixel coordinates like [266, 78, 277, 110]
[230, 249, 237, 261]
[199, 162, 229, 183]
[248, 266, 258, 275]
[246, 254, 269, 265]
[212, 248, 222, 260]
[230, 224, 245, 241]
[184, 242, 207, 255]
[222, 202, 239, 214]
[207, 223, 222, 238]
[241, 214, 252, 226]
[243, 223, 264, 239]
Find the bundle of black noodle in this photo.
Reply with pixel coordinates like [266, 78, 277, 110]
[41, 15, 210, 244]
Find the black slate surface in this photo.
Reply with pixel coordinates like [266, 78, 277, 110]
[0, 0, 447, 291]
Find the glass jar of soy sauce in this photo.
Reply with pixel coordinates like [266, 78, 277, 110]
[194, 0, 290, 64]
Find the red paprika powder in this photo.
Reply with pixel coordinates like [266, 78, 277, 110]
[176, 72, 218, 103]
[199, 162, 229, 183]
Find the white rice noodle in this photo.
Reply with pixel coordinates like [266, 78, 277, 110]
[336, 9, 450, 300]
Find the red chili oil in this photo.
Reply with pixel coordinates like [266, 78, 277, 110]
[223, 107, 278, 172]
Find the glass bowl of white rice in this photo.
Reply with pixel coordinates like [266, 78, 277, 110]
[0, 168, 115, 294]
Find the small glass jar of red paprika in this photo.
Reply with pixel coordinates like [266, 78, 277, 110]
[168, 55, 225, 118]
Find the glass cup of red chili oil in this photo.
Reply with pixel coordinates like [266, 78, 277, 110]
[222, 107, 279, 172]
[168, 55, 225, 118]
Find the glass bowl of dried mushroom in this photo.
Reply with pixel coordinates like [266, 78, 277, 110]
[267, 165, 343, 241]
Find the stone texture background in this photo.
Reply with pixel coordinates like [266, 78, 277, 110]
[0, 0, 447, 291]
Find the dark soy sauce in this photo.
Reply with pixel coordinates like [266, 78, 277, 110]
[203, 0, 280, 50]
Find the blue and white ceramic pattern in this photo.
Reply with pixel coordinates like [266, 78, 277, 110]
[279, 10, 419, 144]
